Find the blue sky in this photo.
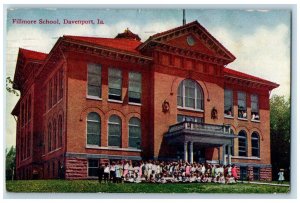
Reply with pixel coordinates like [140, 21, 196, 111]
[5, 8, 291, 147]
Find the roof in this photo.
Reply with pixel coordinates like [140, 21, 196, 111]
[140, 20, 236, 62]
[19, 48, 48, 61]
[63, 35, 142, 55]
[151, 20, 198, 38]
[224, 68, 279, 87]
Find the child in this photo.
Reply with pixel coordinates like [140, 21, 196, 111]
[103, 163, 110, 183]
[219, 173, 225, 184]
[278, 169, 285, 184]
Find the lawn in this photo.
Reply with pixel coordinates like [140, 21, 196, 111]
[6, 180, 290, 193]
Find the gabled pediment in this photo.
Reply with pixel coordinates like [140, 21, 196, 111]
[139, 21, 236, 64]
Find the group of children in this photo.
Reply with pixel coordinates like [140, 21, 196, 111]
[97, 160, 238, 184]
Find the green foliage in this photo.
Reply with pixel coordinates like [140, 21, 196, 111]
[270, 95, 290, 180]
[6, 180, 290, 193]
[6, 76, 19, 96]
[6, 146, 16, 180]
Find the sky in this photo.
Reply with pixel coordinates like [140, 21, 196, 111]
[5, 8, 291, 148]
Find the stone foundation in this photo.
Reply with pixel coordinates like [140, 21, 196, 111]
[236, 166, 272, 181]
[260, 167, 272, 181]
[65, 157, 87, 179]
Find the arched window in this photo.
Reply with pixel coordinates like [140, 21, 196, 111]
[251, 132, 260, 157]
[58, 115, 63, 147]
[177, 79, 204, 110]
[238, 130, 247, 156]
[128, 117, 141, 149]
[48, 122, 52, 152]
[53, 119, 57, 150]
[87, 112, 101, 146]
[108, 115, 121, 147]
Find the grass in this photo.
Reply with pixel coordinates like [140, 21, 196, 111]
[6, 180, 290, 193]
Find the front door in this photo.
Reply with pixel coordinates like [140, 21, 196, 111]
[194, 146, 206, 163]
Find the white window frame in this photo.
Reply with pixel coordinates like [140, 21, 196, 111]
[177, 79, 204, 111]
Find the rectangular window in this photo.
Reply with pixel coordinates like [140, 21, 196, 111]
[224, 89, 233, 117]
[88, 159, 99, 177]
[128, 72, 142, 103]
[240, 166, 248, 181]
[238, 91, 247, 119]
[185, 80, 195, 108]
[177, 82, 183, 107]
[251, 94, 260, 120]
[108, 68, 122, 100]
[87, 64, 102, 98]
[253, 167, 260, 181]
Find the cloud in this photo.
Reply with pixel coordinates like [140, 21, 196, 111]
[210, 24, 290, 97]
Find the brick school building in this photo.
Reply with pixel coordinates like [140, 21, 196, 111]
[12, 21, 278, 181]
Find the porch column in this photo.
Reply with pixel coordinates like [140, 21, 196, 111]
[217, 147, 220, 164]
[228, 145, 232, 165]
[184, 141, 188, 162]
[189, 142, 194, 163]
[222, 145, 227, 166]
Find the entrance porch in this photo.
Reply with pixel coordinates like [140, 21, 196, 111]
[164, 121, 234, 165]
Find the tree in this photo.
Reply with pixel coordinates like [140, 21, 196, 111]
[6, 76, 19, 96]
[270, 95, 290, 181]
[6, 146, 16, 180]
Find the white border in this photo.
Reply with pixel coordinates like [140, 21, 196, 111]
[1, 1, 298, 201]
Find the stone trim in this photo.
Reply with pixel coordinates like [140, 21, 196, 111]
[65, 152, 142, 160]
[86, 145, 142, 152]
[232, 162, 272, 168]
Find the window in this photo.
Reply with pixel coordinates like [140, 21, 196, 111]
[251, 94, 260, 121]
[238, 130, 247, 156]
[238, 92, 247, 119]
[177, 114, 203, 123]
[87, 64, 102, 98]
[108, 68, 122, 100]
[58, 115, 63, 147]
[128, 117, 141, 149]
[240, 166, 248, 180]
[88, 159, 99, 177]
[53, 74, 58, 105]
[177, 79, 204, 110]
[87, 112, 101, 146]
[224, 89, 233, 117]
[59, 69, 63, 99]
[49, 80, 52, 108]
[53, 119, 57, 150]
[108, 115, 121, 147]
[48, 122, 52, 152]
[253, 167, 260, 180]
[251, 132, 260, 157]
[128, 72, 142, 103]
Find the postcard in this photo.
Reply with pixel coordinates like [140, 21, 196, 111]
[4, 6, 292, 196]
